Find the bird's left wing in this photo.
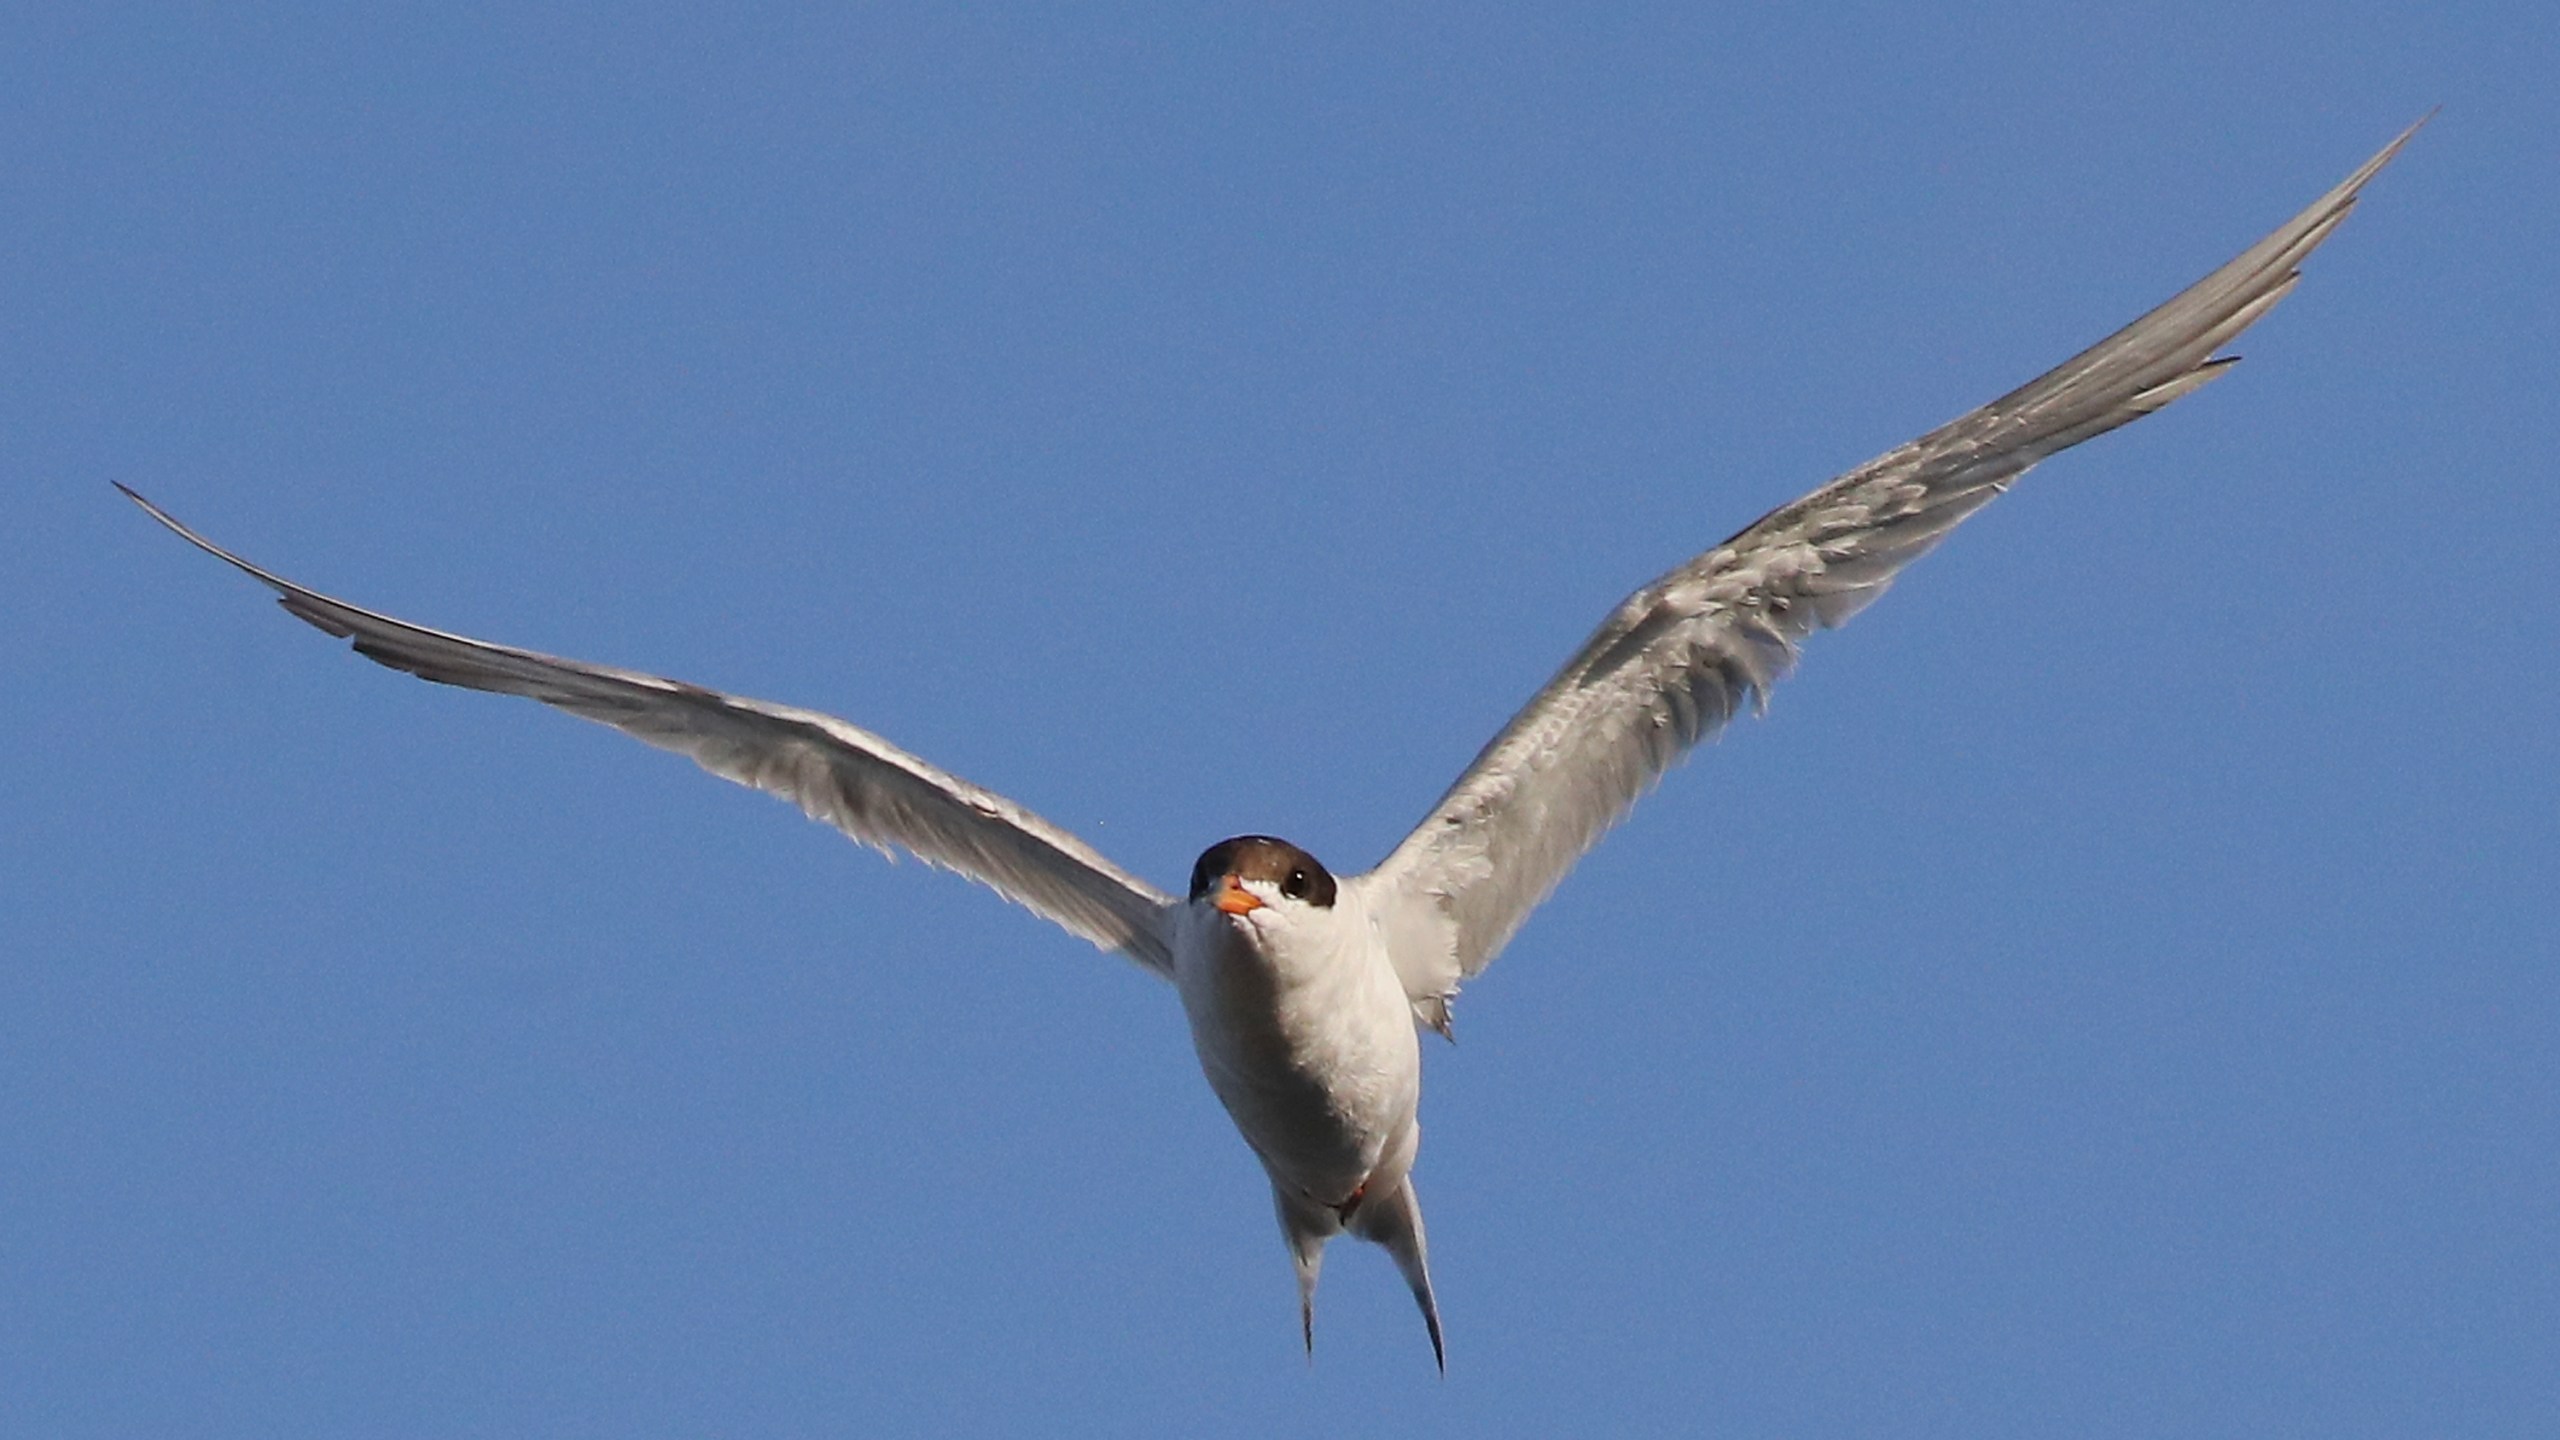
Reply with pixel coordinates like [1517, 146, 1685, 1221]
[120, 486, 1180, 976]
[1356, 120, 2420, 1032]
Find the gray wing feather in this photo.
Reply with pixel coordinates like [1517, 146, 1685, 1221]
[1360, 121, 2421, 1026]
[120, 486, 1179, 976]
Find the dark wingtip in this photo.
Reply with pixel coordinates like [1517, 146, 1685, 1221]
[112, 483, 224, 557]
[113, 481, 180, 532]
[2355, 112, 2434, 190]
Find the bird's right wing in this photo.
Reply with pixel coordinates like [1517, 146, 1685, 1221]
[121, 486, 1180, 976]
[1357, 120, 2422, 1030]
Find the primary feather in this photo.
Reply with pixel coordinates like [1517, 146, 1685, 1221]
[114, 485, 1178, 974]
[1358, 121, 2423, 1026]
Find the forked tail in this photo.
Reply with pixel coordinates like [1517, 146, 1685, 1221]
[1272, 1175, 1445, 1370]
[1348, 1175, 1444, 1371]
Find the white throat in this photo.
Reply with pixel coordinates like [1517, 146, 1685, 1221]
[1171, 882, 1421, 1205]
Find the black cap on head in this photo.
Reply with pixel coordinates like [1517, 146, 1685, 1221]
[1188, 835, 1337, 909]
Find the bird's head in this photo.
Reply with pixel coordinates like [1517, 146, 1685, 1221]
[1187, 835, 1337, 930]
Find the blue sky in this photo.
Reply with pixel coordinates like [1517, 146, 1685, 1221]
[6, 4, 2553, 1436]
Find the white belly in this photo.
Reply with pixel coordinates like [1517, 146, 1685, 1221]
[1173, 903, 1422, 1207]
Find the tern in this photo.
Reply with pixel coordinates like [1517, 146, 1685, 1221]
[124, 123, 2416, 1369]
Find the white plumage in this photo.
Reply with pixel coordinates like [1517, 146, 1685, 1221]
[122, 120, 2417, 1368]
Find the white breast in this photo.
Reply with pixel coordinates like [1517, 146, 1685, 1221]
[1172, 887, 1423, 1207]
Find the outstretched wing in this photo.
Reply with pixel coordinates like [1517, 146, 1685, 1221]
[121, 486, 1179, 976]
[1359, 121, 2421, 1029]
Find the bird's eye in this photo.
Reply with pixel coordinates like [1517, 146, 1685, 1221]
[1282, 868, 1310, 900]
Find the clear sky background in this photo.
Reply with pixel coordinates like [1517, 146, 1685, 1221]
[5, 4, 2552, 1436]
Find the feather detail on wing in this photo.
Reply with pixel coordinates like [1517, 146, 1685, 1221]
[118, 486, 1179, 976]
[1359, 120, 2422, 1029]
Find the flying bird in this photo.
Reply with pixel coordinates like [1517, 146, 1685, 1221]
[123, 122, 2418, 1369]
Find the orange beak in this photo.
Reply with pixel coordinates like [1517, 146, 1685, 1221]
[1212, 876, 1264, 915]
